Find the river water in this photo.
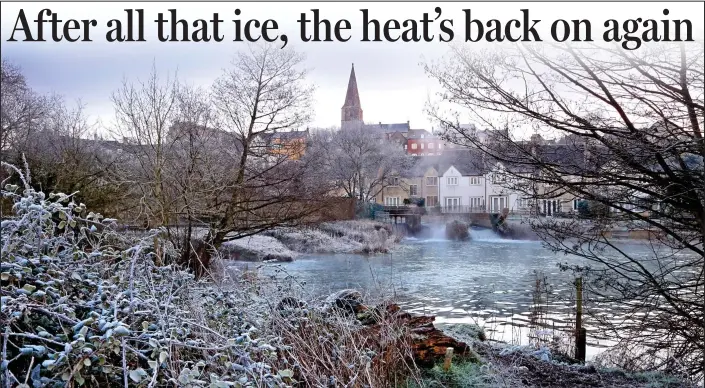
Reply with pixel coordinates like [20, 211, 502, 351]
[263, 228, 659, 360]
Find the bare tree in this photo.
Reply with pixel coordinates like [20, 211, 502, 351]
[110, 64, 180, 228]
[172, 44, 326, 275]
[108, 47, 327, 276]
[0, 60, 52, 155]
[426, 43, 704, 379]
[314, 126, 413, 202]
[40, 101, 124, 212]
[1, 61, 120, 214]
[110, 66, 232, 267]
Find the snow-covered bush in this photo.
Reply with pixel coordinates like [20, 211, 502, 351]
[221, 235, 299, 262]
[0, 164, 293, 387]
[0, 163, 420, 388]
[264, 220, 401, 255]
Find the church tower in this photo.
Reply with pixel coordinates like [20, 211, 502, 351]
[341, 64, 364, 130]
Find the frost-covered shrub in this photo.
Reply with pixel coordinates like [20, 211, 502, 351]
[0, 164, 419, 388]
[221, 235, 299, 262]
[264, 220, 400, 255]
[0, 165, 294, 387]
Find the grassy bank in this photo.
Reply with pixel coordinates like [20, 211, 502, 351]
[220, 220, 402, 262]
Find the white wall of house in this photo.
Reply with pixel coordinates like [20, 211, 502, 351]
[439, 166, 466, 208]
[425, 162, 531, 213]
[485, 163, 521, 213]
[439, 166, 486, 209]
[465, 175, 485, 210]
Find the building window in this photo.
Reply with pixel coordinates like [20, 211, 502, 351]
[489, 173, 507, 184]
[429, 143, 434, 149]
[389, 177, 400, 186]
[490, 196, 508, 212]
[470, 197, 483, 209]
[542, 199, 560, 215]
[411, 143, 418, 150]
[409, 184, 418, 196]
[385, 197, 400, 206]
[426, 196, 438, 207]
[469, 176, 480, 185]
[439, 144, 443, 149]
[421, 143, 425, 149]
[573, 198, 581, 210]
[445, 197, 460, 208]
[447, 177, 458, 185]
[426, 177, 438, 186]
[404, 144, 408, 150]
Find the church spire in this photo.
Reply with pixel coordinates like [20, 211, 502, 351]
[344, 63, 361, 109]
[341, 63, 363, 130]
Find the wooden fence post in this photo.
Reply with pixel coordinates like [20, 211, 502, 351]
[443, 347, 454, 372]
[575, 277, 586, 362]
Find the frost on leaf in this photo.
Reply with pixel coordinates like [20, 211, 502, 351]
[0, 163, 297, 387]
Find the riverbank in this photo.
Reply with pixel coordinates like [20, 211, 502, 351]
[2, 201, 692, 387]
[3, 185, 695, 387]
[423, 323, 690, 388]
[220, 220, 402, 262]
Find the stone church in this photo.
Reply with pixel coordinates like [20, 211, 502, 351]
[340, 64, 411, 134]
[340, 64, 451, 156]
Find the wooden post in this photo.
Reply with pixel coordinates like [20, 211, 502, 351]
[153, 236, 162, 266]
[575, 277, 586, 362]
[577, 327, 587, 362]
[443, 347, 454, 372]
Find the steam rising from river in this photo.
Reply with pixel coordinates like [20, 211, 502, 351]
[406, 224, 533, 244]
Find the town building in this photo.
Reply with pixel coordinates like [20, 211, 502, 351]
[340, 64, 451, 155]
[264, 129, 309, 160]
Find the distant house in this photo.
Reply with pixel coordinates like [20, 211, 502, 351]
[433, 149, 532, 214]
[375, 155, 442, 207]
[386, 131, 408, 149]
[379, 174, 407, 206]
[457, 124, 509, 145]
[530, 142, 592, 216]
[484, 161, 529, 214]
[254, 129, 309, 161]
[269, 129, 309, 160]
[438, 155, 485, 211]
[419, 166, 440, 207]
[399, 161, 442, 207]
[406, 129, 447, 156]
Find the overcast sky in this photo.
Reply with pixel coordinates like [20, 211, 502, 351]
[2, 2, 703, 133]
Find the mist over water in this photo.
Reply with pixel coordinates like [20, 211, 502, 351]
[268, 226, 658, 359]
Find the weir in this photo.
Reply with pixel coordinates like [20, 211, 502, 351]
[378, 205, 528, 239]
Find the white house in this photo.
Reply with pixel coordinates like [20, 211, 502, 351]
[434, 150, 534, 214]
[439, 164, 486, 211]
[485, 161, 537, 214]
[437, 160, 531, 214]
